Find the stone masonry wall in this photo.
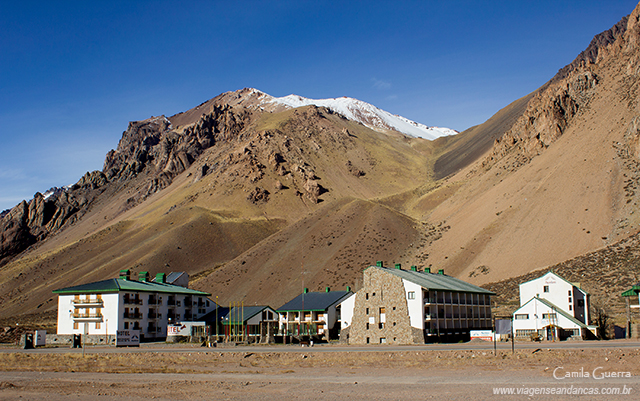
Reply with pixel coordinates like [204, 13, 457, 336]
[347, 267, 423, 345]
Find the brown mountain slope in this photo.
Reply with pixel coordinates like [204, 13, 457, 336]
[192, 197, 447, 308]
[420, 6, 640, 284]
[485, 230, 640, 326]
[0, 100, 443, 319]
[432, 92, 535, 180]
[3, 4, 640, 324]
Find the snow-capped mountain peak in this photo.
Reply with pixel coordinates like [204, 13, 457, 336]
[243, 89, 457, 140]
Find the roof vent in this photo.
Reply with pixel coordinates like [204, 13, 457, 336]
[155, 273, 166, 284]
[376, 261, 383, 267]
[410, 266, 417, 271]
[138, 271, 149, 282]
[395, 263, 401, 270]
[325, 287, 331, 293]
[119, 270, 130, 280]
[304, 288, 309, 294]
[438, 269, 445, 275]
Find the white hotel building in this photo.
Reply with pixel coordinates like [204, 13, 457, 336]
[53, 270, 219, 340]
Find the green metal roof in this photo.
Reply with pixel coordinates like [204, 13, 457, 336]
[622, 284, 640, 297]
[52, 278, 210, 296]
[371, 266, 494, 295]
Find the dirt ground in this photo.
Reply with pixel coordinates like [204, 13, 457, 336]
[0, 345, 639, 400]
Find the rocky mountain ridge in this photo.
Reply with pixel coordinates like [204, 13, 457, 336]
[3, 3, 640, 320]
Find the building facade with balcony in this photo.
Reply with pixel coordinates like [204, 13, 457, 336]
[276, 287, 352, 342]
[340, 263, 494, 344]
[512, 271, 596, 340]
[53, 270, 219, 340]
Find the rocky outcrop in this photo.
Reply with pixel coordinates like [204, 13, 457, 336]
[482, 70, 598, 172]
[552, 15, 629, 82]
[0, 175, 105, 266]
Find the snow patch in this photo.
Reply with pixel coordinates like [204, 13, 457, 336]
[251, 90, 457, 140]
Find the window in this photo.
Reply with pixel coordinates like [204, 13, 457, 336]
[378, 323, 384, 329]
[73, 322, 78, 330]
[515, 314, 529, 320]
[366, 323, 370, 330]
[568, 290, 572, 296]
[569, 305, 572, 311]
[366, 308, 369, 314]
[366, 293, 369, 300]
[543, 286, 550, 293]
[95, 322, 101, 329]
[408, 291, 416, 300]
[542, 313, 557, 320]
[124, 322, 129, 329]
[380, 338, 387, 344]
[577, 299, 584, 307]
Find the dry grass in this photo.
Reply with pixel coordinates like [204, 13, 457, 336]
[1, 348, 639, 375]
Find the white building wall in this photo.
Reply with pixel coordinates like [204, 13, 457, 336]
[519, 272, 589, 324]
[402, 279, 424, 329]
[57, 293, 121, 335]
[513, 298, 583, 335]
[340, 293, 356, 329]
[519, 272, 572, 311]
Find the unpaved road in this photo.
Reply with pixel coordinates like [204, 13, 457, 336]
[1, 343, 639, 400]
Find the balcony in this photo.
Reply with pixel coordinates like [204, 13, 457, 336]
[72, 298, 103, 307]
[123, 312, 142, 319]
[72, 312, 103, 321]
[123, 297, 142, 305]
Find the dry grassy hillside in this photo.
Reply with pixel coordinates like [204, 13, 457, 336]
[3, 5, 640, 324]
[416, 6, 640, 285]
[192, 197, 448, 307]
[0, 102, 444, 319]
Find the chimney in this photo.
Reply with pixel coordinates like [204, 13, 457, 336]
[410, 266, 417, 271]
[376, 261, 383, 267]
[138, 271, 149, 282]
[438, 269, 445, 275]
[395, 263, 401, 270]
[346, 286, 351, 292]
[155, 273, 166, 284]
[304, 288, 309, 294]
[426, 267, 431, 274]
[119, 269, 130, 280]
[325, 287, 330, 293]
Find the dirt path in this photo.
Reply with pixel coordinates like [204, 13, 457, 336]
[1, 347, 638, 400]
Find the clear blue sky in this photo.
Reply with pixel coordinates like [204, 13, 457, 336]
[0, 0, 637, 212]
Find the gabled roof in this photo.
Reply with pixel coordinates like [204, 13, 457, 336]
[222, 305, 275, 325]
[622, 283, 640, 297]
[371, 266, 494, 295]
[515, 296, 587, 329]
[53, 278, 210, 296]
[519, 271, 589, 295]
[277, 291, 352, 312]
